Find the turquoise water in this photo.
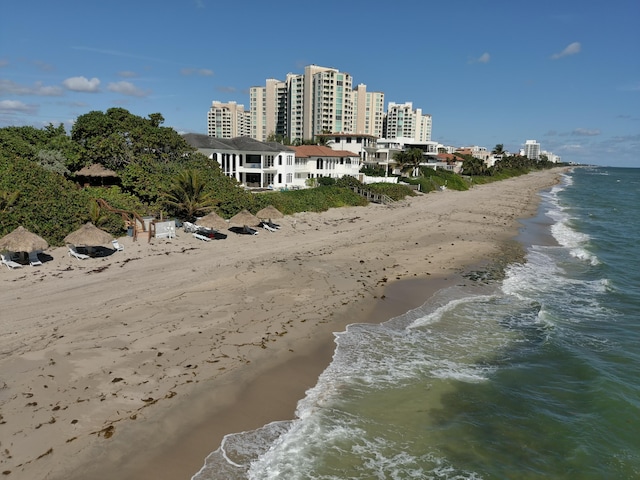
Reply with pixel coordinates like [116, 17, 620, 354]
[194, 167, 640, 479]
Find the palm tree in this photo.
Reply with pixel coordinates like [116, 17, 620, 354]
[88, 198, 109, 226]
[161, 170, 217, 220]
[0, 190, 20, 214]
[492, 144, 505, 155]
[393, 148, 424, 177]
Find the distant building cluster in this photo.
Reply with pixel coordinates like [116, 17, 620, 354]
[521, 139, 561, 163]
[193, 65, 560, 191]
[207, 64, 431, 145]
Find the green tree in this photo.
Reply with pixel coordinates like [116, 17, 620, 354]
[36, 149, 71, 176]
[88, 198, 109, 226]
[161, 170, 217, 220]
[492, 144, 505, 155]
[393, 148, 424, 177]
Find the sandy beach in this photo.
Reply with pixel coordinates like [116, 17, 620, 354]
[0, 169, 564, 480]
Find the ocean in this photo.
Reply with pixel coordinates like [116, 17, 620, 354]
[193, 166, 640, 480]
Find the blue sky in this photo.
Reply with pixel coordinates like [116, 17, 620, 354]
[1, 0, 639, 167]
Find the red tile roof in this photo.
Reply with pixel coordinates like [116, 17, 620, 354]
[292, 145, 360, 158]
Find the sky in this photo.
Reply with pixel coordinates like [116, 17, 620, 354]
[1, 0, 639, 167]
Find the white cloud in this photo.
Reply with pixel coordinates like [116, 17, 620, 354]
[181, 68, 214, 76]
[0, 59, 8, 68]
[63, 76, 101, 92]
[551, 42, 581, 60]
[216, 86, 237, 93]
[572, 128, 600, 136]
[468, 52, 490, 64]
[107, 81, 149, 97]
[0, 99, 38, 114]
[33, 60, 55, 72]
[118, 70, 138, 78]
[0, 79, 63, 96]
[618, 82, 640, 92]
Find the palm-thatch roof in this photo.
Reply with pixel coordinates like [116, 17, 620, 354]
[256, 205, 284, 220]
[196, 211, 229, 230]
[64, 222, 113, 247]
[229, 209, 260, 227]
[75, 164, 118, 178]
[0, 226, 49, 253]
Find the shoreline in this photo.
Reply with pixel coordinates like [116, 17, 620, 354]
[0, 169, 566, 480]
[117, 275, 457, 480]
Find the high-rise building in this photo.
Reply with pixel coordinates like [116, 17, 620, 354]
[238, 65, 433, 146]
[250, 65, 355, 143]
[383, 102, 432, 142]
[249, 79, 288, 141]
[524, 139, 541, 160]
[207, 101, 250, 139]
[352, 84, 385, 137]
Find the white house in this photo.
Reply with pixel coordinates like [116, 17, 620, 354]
[183, 133, 296, 190]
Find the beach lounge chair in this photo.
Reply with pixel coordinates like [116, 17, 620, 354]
[28, 251, 43, 266]
[260, 222, 277, 233]
[68, 246, 90, 260]
[193, 232, 211, 241]
[1, 253, 22, 270]
[112, 239, 124, 251]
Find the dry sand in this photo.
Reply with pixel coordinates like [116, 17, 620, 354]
[0, 169, 565, 480]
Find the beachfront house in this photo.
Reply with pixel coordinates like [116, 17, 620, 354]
[290, 145, 363, 185]
[183, 133, 296, 190]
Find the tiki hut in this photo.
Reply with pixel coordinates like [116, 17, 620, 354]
[256, 205, 284, 220]
[75, 164, 119, 186]
[0, 226, 49, 254]
[229, 209, 260, 227]
[64, 222, 113, 247]
[196, 212, 229, 231]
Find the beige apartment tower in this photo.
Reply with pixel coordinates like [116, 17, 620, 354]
[207, 101, 250, 139]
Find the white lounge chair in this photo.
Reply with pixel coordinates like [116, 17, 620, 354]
[112, 239, 124, 251]
[261, 223, 277, 232]
[1, 253, 22, 270]
[193, 232, 211, 242]
[29, 251, 43, 266]
[68, 246, 90, 260]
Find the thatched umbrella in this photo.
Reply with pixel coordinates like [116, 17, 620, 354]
[196, 211, 229, 231]
[0, 226, 49, 253]
[229, 209, 260, 227]
[256, 205, 284, 220]
[64, 222, 113, 247]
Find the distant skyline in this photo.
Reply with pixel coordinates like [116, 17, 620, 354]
[1, 0, 639, 167]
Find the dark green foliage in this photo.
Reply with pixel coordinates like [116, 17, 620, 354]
[0, 124, 82, 172]
[360, 165, 387, 177]
[316, 176, 336, 186]
[365, 183, 416, 201]
[335, 175, 363, 188]
[71, 108, 196, 173]
[0, 155, 87, 244]
[463, 154, 558, 183]
[254, 186, 368, 215]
